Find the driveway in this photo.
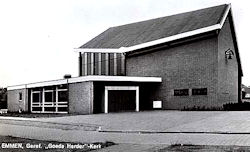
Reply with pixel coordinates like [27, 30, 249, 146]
[28, 111, 250, 133]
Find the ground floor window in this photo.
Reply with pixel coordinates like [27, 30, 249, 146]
[31, 84, 68, 113]
[174, 89, 189, 96]
[192, 88, 207, 95]
[19, 92, 22, 101]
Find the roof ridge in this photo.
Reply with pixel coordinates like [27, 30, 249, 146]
[110, 4, 228, 29]
[80, 4, 229, 49]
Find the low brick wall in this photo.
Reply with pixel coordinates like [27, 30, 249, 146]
[68, 81, 94, 114]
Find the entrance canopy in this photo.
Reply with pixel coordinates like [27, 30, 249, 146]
[8, 76, 162, 90]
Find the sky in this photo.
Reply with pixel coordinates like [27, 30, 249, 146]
[0, 0, 250, 87]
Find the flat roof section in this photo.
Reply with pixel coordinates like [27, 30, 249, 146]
[7, 76, 162, 91]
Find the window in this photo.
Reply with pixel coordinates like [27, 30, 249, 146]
[174, 89, 189, 96]
[45, 91, 53, 103]
[19, 92, 22, 101]
[32, 92, 41, 103]
[31, 85, 68, 113]
[192, 88, 207, 95]
[58, 91, 67, 102]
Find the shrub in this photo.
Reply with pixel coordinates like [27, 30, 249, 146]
[182, 106, 222, 111]
[223, 102, 250, 111]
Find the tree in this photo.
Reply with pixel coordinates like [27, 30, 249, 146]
[0, 87, 7, 109]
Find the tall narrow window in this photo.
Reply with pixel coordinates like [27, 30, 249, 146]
[19, 92, 22, 101]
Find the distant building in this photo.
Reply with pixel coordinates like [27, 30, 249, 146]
[242, 84, 250, 102]
[7, 4, 242, 114]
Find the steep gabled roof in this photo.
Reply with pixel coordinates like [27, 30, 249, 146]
[77, 4, 242, 76]
[80, 4, 228, 49]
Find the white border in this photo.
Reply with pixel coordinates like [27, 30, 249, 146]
[75, 4, 231, 54]
[68, 76, 162, 84]
[74, 48, 122, 53]
[7, 76, 161, 90]
[104, 86, 139, 113]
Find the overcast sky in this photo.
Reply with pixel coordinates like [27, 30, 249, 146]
[0, 0, 249, 87]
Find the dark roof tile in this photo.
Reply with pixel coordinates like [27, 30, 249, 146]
[80, 4, 227, 49]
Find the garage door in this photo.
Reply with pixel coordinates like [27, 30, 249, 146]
[108, 90, 136, 112]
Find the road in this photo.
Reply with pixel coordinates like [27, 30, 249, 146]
[1, 111, 250, 146]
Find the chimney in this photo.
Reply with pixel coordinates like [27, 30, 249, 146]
[64, 74, 71, 79]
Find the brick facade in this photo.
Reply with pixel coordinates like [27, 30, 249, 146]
[126, 25, 239, 109]
[7, 4, 242, 113]
[68, 82, 93, 114]
[217, 17, 239, 104]
[7, 89, 28, 112]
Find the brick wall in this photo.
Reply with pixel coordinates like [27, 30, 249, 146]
[68, 82, 93, 114]
[126, 36, 219, 109]
[7, 89, 28, 112]
[217, 17, 239, 104]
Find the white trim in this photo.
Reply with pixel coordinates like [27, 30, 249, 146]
[8, 85, 26, 91]
[42, 88, 45, 112]
[104, 89, 108, 113]
[8, 76, 161, 90]
[30, 91, 33, 112]
[68, 76, 162, 84]
[219, 4, 231, 28]
[75, 5, 231, 55]
[75, 24, 221, 54]
[31, 90, 42, 113]
[27, 79, 67, 88]
[23, 88, 27, 111]
[74, 48, 122, 53]
[135, 87, 139, 112]
[104, 86, 139, 113]
[123, 24, 221, 53]
[55, 86, 58, 113]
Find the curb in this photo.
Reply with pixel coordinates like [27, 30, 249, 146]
[99, 130, 250, 135]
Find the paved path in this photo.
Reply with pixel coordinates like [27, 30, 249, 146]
[2, 111, 250, 146]
[2, 123, 250, 146]
[13, 111, 250, 133]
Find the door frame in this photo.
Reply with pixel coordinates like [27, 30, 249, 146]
[104, 86, 139, 113]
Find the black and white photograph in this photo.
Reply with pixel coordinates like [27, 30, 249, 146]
[0, 0, 250, 151]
